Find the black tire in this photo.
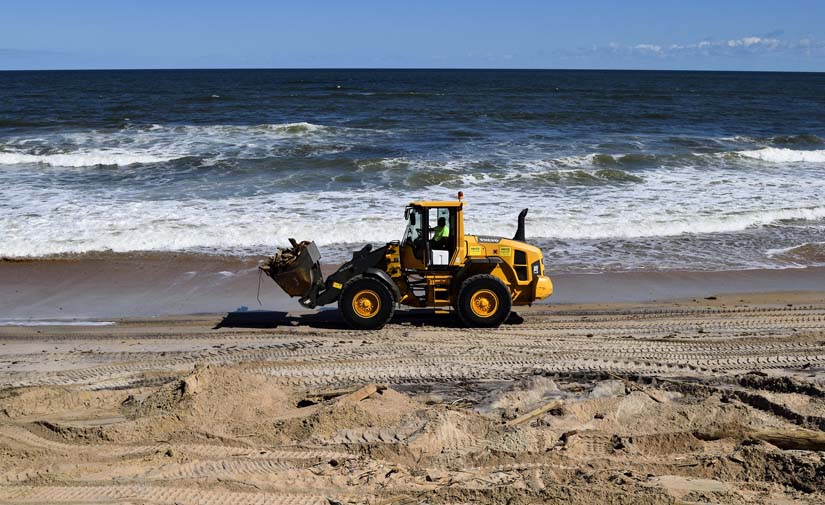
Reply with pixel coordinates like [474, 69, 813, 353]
[339, 276, 395, 330]
[456, 274, 512, 328]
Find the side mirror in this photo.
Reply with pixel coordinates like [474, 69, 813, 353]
[410, 213, 416, 226]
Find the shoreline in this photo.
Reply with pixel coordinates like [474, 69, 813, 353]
[2, 251, 825, 319]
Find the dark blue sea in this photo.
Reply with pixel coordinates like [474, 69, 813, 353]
[1, 69, 825, 271]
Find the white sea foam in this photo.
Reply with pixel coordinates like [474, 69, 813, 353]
[0, 151, 183, 167]
[530, 206, 825, 240]
[0, 320, 116, 326]
[736, 147, 825, 163]
[2, 176, 825, 258]
[2, 124, 825, 264]
[719, 135, 757, 142]
[543, 147, 825, 167]
[264, 122, 327, 133]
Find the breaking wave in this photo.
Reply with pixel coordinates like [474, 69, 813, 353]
[0, 151, 184, 167]
[2, 122, 825, 265]
[2, 177, 824, 258]
[534, 206, 825, 241]
[0, 122, 362, 168]
[735, 147, 825, 163]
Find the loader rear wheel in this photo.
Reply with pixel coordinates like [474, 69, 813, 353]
[339, 276, 395, 330]
[456, 274, 511, 328]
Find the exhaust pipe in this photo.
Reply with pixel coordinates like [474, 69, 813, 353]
[513, 208, 528, 242]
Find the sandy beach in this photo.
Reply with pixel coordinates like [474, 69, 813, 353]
[2, 65, 825, 504]
[2, 255, 825, 503]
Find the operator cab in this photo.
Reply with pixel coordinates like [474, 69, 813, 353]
[402, 204, 458, 269]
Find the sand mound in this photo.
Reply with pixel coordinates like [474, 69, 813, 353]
[16, 368, 425, 447]
[484, 376, 562, 415]
[275, 386, 423, 444]
[117, 364, 296, 442]
[4, 362, 825, 503]
[124, 364, 292, 423]
[4, 295, 825, 503]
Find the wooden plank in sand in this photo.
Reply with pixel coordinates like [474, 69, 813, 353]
[339, 383, 385, 403]
[506, 399, 564, 427]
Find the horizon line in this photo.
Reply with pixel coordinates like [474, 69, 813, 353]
[1, 66, 824, 74]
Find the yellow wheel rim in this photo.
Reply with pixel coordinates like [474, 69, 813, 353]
[470, 289, 499, 318]
[352, 289, 381, 318]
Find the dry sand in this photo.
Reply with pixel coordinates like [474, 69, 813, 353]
[2, 289, 825, 504]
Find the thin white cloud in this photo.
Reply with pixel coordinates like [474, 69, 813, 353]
[670, 36, 782, 51]
[633, 44, 663, 54]
[580, 35, 824, 59]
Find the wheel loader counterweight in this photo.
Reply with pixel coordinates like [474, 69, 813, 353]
[261, 194, 553, 329]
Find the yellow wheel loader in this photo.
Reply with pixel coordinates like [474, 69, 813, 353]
[261, 193, 553, 329]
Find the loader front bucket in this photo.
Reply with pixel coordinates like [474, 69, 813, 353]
[262, 240, 322, 298]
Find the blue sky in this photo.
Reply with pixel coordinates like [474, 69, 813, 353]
[2, 0, 824, 71]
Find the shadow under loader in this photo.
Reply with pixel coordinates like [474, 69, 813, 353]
[214, 309, 524, 330]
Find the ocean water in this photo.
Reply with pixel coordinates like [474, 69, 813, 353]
[1, 69, 824, 272]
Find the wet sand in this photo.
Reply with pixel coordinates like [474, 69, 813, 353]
[3, 252, 825, 319]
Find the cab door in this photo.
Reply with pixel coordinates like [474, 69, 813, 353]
[427, 207, 457, 266]
[400, 206, 426, 270]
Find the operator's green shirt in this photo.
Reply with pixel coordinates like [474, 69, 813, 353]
[433, 224, 449, 241]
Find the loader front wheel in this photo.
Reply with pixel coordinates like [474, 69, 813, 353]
[339, 276, 395, 330]
[456, 274, 511, 328]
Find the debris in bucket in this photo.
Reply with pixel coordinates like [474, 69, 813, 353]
[261, 238, 308, 274]
[260, 239, 323, 298]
